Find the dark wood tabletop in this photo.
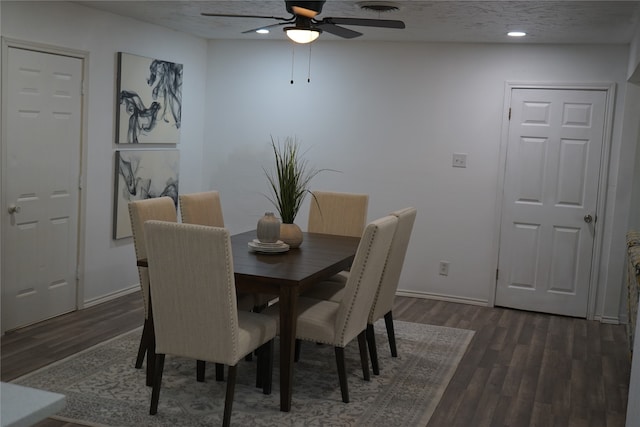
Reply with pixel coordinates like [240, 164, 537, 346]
[231, 230, 359, 412]
[231, 230, 359, 293]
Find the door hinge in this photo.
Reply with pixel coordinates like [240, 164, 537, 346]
[496, 268, 499, 280]
[78, 176, 83, 190]
[508, 108, 511, 120]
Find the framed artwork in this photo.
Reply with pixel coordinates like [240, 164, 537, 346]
[113, 149, 180, 239]
[116, 52, 182, 144]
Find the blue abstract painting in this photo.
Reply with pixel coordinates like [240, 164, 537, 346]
[113, 149, 179, 239]
[116, 52, 182, 144]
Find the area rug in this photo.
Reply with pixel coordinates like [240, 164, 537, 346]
[13, 320, 474, 427]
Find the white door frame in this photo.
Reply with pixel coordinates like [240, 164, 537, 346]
[1, 37, 89, 332]
[490, 81, 616, 321]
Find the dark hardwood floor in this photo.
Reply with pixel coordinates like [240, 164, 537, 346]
[1, 293, 631, 426]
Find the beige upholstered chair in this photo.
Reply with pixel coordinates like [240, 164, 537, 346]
[307, 190, 369, 237]
[179, 190, 268, 312]
[128, 196, 177, 385]
[265, 215, 397, 403]
[303, 207, 417, 375]
[144, 221, 277, 427]
[179, 191, 224, 227]
[305, 190, 369, 287]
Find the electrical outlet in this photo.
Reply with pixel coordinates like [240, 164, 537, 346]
[452, 153, 467, 168]
[439, 261, 450, 276]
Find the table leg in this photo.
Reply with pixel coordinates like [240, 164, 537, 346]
[279, 285, 298, 412]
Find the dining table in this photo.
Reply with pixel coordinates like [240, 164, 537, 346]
[230, 230, 360, 412]
[137, 229, 360, 412]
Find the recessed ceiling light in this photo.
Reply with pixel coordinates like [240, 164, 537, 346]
[507, 31, 527, 37]
[256, 28, 270, 34]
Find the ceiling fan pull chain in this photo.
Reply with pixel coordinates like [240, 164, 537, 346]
[307, 43, 312, 83]
[290, 44, 295, 84]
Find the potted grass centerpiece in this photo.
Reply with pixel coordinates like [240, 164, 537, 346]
[264, 136, 326, 248]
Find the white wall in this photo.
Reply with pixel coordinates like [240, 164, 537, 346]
[629, 30, 640, 234]
[1, 1, 208, 303]
[627, 86, 640, 233]
[204, 40, 635, 320]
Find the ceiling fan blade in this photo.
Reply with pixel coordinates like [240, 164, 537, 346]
[241, 22, 289, 34]
[322, 17, 405, 29]
[315, 22, 362, 39]
[291, 5, 319, 18]
[287, 1, 325, 18]
[201, 12, 291, 22]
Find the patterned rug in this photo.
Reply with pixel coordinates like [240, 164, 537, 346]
[13, 320, 474, 427]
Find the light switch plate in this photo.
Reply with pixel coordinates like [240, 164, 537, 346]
[452, 153, 467, 168]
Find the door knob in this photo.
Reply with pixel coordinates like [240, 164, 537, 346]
[8, 204, 21, 214]
[584, 214, 593, 224]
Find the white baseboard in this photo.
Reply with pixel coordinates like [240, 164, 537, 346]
[82, 285, 139, 309]
[597, 315, 622, 325]
[395, 290, 625, 324]
[396, 289, 489, 306]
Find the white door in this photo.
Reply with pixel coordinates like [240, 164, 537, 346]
[2, 47, 83, 330]
[495, 88, 607, 317]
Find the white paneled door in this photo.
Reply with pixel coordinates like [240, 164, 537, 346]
[495, 88, 607, 317]
[2, 47, 82, 330]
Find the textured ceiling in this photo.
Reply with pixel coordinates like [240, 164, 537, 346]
[74, 1, 640, 44]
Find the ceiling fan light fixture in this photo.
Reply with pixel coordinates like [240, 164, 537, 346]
[284, 27, 321, 44]
[256, 28, 270, 34]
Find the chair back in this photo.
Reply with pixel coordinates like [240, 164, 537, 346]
[334, 215, 397, 346]
[144, 220, 241, 365]
[369, 207, 417, 323]
[307, 191, 369, 237]
[128, 197, 177, 317]
[179, 191, 225, 227]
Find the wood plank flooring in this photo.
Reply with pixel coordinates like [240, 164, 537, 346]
[1, 293, 631, 426]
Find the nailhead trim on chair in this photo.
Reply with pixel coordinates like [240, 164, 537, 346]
[223, 229, 239, 359]
[337, 226, 377, 344]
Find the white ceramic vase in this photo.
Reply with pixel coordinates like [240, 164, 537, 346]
[257, 212, 281, 243]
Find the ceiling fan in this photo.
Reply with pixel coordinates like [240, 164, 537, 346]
[201, 0, 406, 44]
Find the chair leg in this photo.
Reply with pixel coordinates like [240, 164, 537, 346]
[197, 360, 206, 382]
[149, 353, 165, 415]
[384, 311, 398, 357]
[145, 321, 156, 387]
[255, 345, 263, 390]
[263, 340, 274, 395]
[366, 323, 380, 375]
[334, 347, 349, 403]
[135, 318, 151, 369]
[215, 363, 225, 382]
[357, 331, 371, 381]
[222, 365, 237, 427]
[256, 340, 274, 394]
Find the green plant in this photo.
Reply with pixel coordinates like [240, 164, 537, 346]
[264, 136, 327, 224]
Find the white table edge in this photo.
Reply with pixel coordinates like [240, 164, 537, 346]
[1, 382, 66, 427]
